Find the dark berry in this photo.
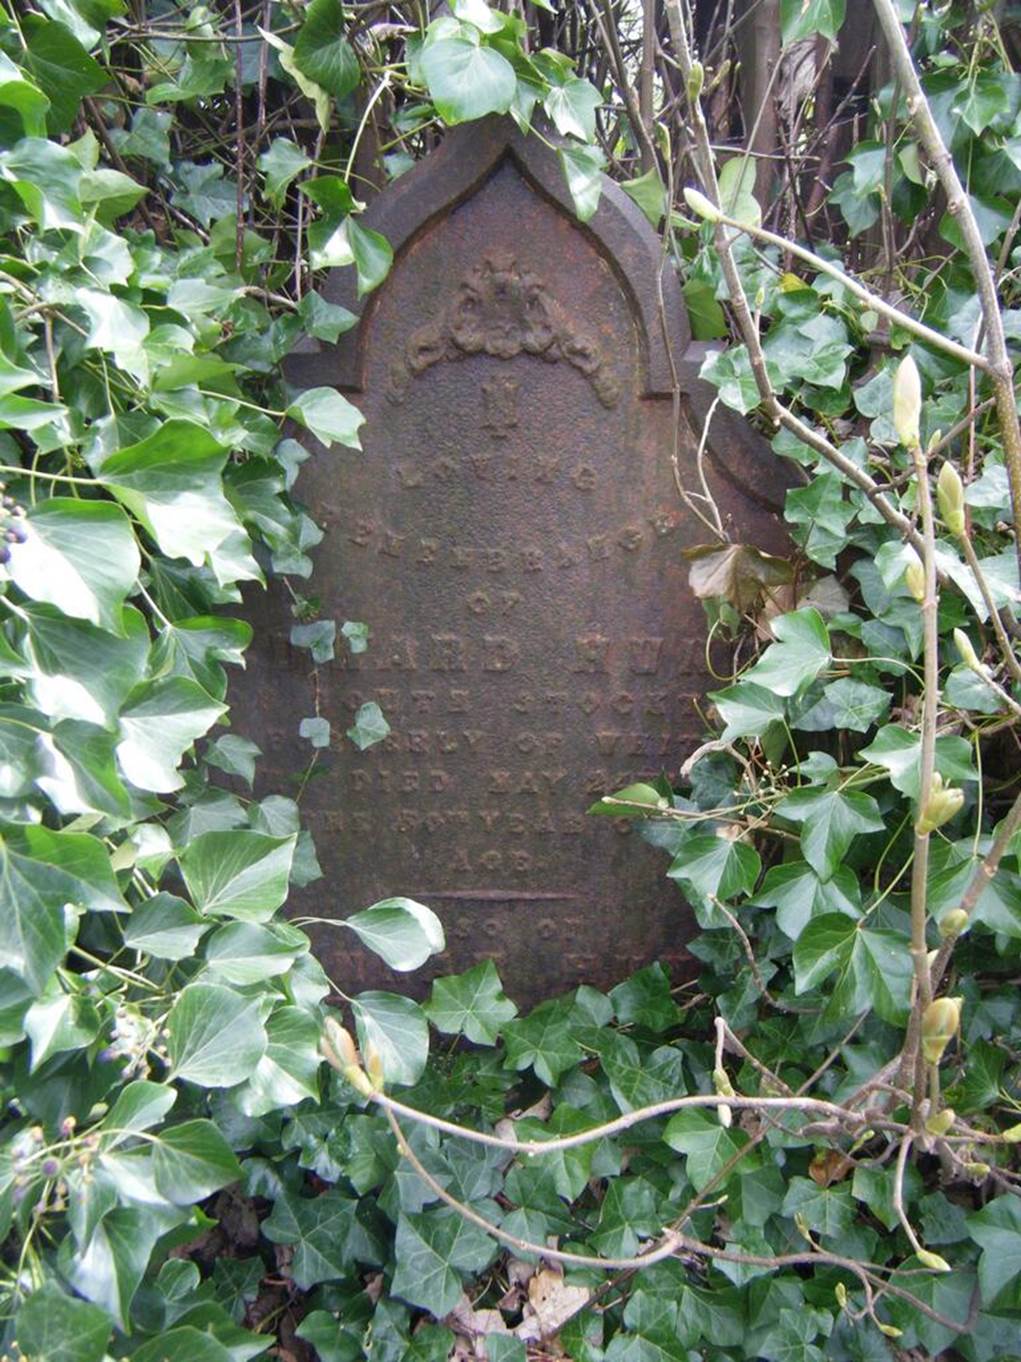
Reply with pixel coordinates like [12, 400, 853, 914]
[9, 525, 25, 543]
[41, 1158, 59, 1178]
[0, 546, 12, 565]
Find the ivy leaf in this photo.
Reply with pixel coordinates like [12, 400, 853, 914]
[14, 1281, 111, 1362]
[664, 1110, 748, 1191]
[392, 1209, 497, 1317]
[9, 498, 139, 635]
[152, 1120, 243, 1205]
[291, 619, 336, 664]
[203, 921, 307, 985]
[116, 677, 226, 793]
[558, 141, 604, 222]
[780, 0, 845, 43]
[23, 16, 105, 133]
[793, 915, 913, 1023]
[0, 825, 126, 994]
[259, 138, 311, 207]
[345, 216, 393, 296]
[25, 983, 100, 1071]
[351, 991, 429, 1086]
[606, 1290, 697, 1360]
[421, 38, 516, 124]
[96, 420, 241, 570]
[0, 136, 82, 229]
[64, 1205, 185, 1328]
[743, 608, 831, 697]
[0, 52, 49, 138]
[425, 960, 518, 1044]
[344, 897, 445, 971]
[293, 0, 360, 98]
[776, 788, 884, 880]
[667, 834, 760, 903]
[502, 998, 583, 1085]
[300, 716, 331, 748]
[699, 344, 760, 414]
[236, 1005, 323, 1118]
[298, 290, 357, 342]
[262, 1188, 384, 1289]
[288, 386, 365, 450]
[781, 1177, 854, 1237]
[754, 861, 861, 940]
[166, 983, 268, 1088]
[347, 700, 390, 750]
[621, 168, 665, 226]
[609, 964, 680, 1031]
[711, 682, 786, 741]
[21, 604, 148, 728]
[123, 893, 208, 961]
[544, 76, 601, 140]
[795, 678, 890, 734]
[179, 831, 295, 923]
[968, 1195, 1021, 1304]
[859, 726, 977, 801]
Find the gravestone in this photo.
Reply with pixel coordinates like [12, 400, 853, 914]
[234, 119, 786, 1003]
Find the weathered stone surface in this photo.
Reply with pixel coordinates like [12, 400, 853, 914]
[232, 119, 786, 1002]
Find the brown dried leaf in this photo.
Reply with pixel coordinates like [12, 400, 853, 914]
[685, 542, 792, 611]
[517, 1267, 591, 1343]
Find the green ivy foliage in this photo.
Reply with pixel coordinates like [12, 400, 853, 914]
[1, 1, 1021, 1360]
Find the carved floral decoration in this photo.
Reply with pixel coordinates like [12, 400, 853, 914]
[387, 252, 620, 409]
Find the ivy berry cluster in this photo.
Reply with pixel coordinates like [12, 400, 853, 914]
[0, 485, 27, 565]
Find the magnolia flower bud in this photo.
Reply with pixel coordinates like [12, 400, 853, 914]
[684, 187, 721, 222]
[878, 1323, 903, 1339]
[921, 996, 962, 1065]
[925, 1107, 955, 1136]
[937, 462, 966, 537]
[915, 772, 964, 834]
[893, 354, 922, 448]
[365, 1042, 385, 1090]
[953, 628, 986, 675]
[1001, 1122, 1021, 1142]
[835, 1282, 848, 1309]
[964, 1161, 991, 1179]
[903, 558, 925, 604]
[713, 1066, 734, 1127]
[687, 60, 704, 101]
[939, 908, 969, 940]
[917, 1249, 952, 1273]
[322, 1017, 358, 1068]
[320, 1018, 374, 1097]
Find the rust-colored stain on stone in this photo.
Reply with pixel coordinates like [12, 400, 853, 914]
[231, 120, 786, 1003]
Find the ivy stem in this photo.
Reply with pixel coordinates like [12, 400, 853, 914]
[906, 438, 938, 1122]
[0, 465, 96, 486]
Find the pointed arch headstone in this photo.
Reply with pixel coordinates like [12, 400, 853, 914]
[234, 118, 786, 1002]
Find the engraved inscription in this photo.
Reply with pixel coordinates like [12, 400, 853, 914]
[230, 134, 780, 1002]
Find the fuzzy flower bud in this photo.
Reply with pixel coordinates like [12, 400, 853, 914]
[713, 1066, 734, 1128]
[687, 60, 704, 102]
[939, 908, 969, 940]
[915, 772, 965, 835]
[924, 1107, 955, 1137]
[937, 462, 966, 537]
[893, 354, 922, 448]
[683, 187, 721, 223]
[953, 628, 986, 675]
[921, 996, 962, 1065]
[917, 1249, 952, 1273]
[904, 559, 926, 604]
